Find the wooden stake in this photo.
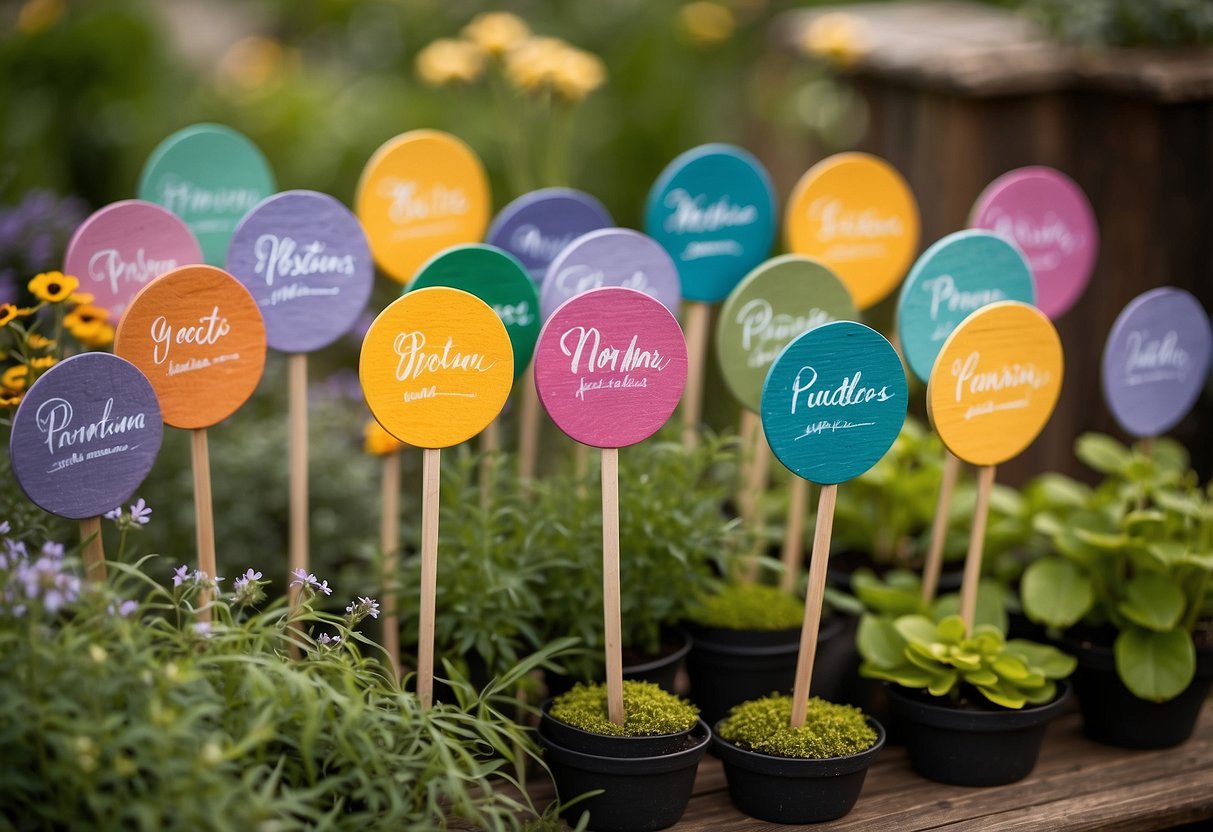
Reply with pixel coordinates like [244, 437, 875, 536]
[574, 442, 590, 483]
[288, 354, 309, 615]
[380, 449, 401, 680]
[601, 446, 625, 725]
[681, 301, 711, 449]
[518, 365, 541, 480]
[959, 465, 996, 635]
[79, 516, 106, 582]
[480, 418, 500, 510]
[790, 483, 837, 728]
[742, 432, 771, 583]
[737, 409, 759, 515]
[1140, 436, 1155, 458]
[921, 451, 962, 603]
[190, 428, 216, 621]
[417, 447, 441, 708]
[780, 477, 810, 593]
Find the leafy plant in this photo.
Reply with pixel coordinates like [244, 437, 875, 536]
[1020, 433, 1213, 702]
[548, 680, 699, 737]
[716, 695, 877, 759]
[686, 583, 805, 630]
[858, 614, 1076, 709]
[846, 568, 1010, 633]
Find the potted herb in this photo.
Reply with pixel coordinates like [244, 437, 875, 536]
[1021, 433, 1213, 748]
[858, 613, 1075, 785]
[712, 693, 883, 823]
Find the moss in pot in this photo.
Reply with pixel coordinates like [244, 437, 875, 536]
[712, 694, 884, 824]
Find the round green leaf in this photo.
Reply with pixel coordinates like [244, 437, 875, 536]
[856, 615, 906, 669]
[1021, 557, 1093, 629]
[1114, 626, 1196, 702]
[1118, 573, 1186, 632]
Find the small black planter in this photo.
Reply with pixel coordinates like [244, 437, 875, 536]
[1062, 636, 1213, 749]
[712, 718, 885, 824]
[544, 628, 693, 698]
[686, 616, 844, 726]
[888, 682, 1071, 786]
[539, 699, 697, 757]
[538, 718, 711, 832]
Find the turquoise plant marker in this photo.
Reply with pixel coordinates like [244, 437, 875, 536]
[761, 321, 907, 726]
[139, 124, 275, 266]
[896, 229, 1035, 601]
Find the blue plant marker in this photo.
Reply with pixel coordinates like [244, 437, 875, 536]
[486, 188, 614, 284]
[138, 124, 276, 266]
[897, 230, 1036, 383]
[761, 322, 907, 485]
[644, 144, 776, 304]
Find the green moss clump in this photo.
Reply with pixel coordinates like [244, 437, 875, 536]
[549, 680, 700, 737]
[686, 584, 805, 630]
[717, 695, 877, 759]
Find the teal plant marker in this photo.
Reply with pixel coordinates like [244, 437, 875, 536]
[761, 321, 907, 725]
[896, 229, 1035, 601]
[139, 124, 275, 265]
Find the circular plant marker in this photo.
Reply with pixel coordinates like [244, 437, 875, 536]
[408, 244, 540, 379]
[541, 228, 681, 322]
[643, 144, 776, 304]
[114, 265, 267, 430]
[761, 321, 907, 485]
[897, 230, 1036, 384]
[717, 255, 857, 412]
[785, 152, 920, 311]
[486, 188, 613, 283]
[927, 301, 1063, 467]
[225, 190, 374, 353]
[9, 352, 164, 520]
[534, 287, 688, 448]
[138, 123, 275, 266]
[1102, 287, 1212, 438]
[63, 200, 203, 319]
[356, 130, 490, 284]
[360, 286, 513, 448]
[970, 166, 1097, 320]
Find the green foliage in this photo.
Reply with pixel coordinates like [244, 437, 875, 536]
[686, 583, 805, 631]
[549, 680, 699, 738]
[858, 614, 1075, 709]
[847, 568, 1010, 633]
[1023, 0, 1213, 48]
[716, 695, 877, 759]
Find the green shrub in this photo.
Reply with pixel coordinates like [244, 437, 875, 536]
[549, 680, 699, 737]
[686, 583, 805, 630]
[716, 695, 877, 759]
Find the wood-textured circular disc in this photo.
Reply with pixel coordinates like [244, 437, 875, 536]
[541, 228, 682, 322]
[927, 301, 1063, 467]
[486, 187, 613, 283]
[359, 286, 513, 448]
[355, 130, 490, 284]
[114, 265, 267, 429]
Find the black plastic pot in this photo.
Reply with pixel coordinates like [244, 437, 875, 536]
[544, 628, 693, 698]
[539, 699, 697, 757]
[538, 717, 711, 832]
[686, 615, 844, 727]
[1062, 636, 1213, 749]
[888, 682, 1071, 786]
[712, 717, 884, 824]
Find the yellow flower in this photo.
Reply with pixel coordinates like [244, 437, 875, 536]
[802, 12, 869, 69]
[462, 12, 530, 57]
[17, 0, 63, 34]
[77, 322, 115, 349]
[29, 356, 57, 370]
[504, 37, 605, 101]
[364, 419, 405, 456]
[64, 304, 109, 332]
[68, 291, 95, 306]
[679, 2, 736, 47]
[551, 48, 607, 102]
[2, 365, 29, 393]
[216, 36, 297, 94]
[0, 390, 21, 409]
[0, 304, 19, 328]
[27, 333, 54, 350]
[415, 38, 486, 87]
[28, 271, 79, 303]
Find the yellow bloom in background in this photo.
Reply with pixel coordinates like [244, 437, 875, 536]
[64, 304, 109, 332]
[679, 2, 736, 47]
[416, 38, 486, 87]
[364, 419, 405, 456]
[0, 304, 19, 328]
[29, 356, 57, 370]
[505, 37, 605, 101]
[28, 271, 79, 303]
[216, 36, 298, 95]
[2, 365, 29, 393]
[462, 12, 530, 57]
[27, 333, 54, 350]
[17, 0, 63, 34]
[802, 12, 870, 69]
[78, 323, 115, 349]
[0, 390, 21, 409]
[68, 291, 95, 306]
[551, 48, 607, 102]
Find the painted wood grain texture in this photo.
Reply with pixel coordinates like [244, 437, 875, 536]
[355, 130, 490, 284]
[9, 352, 163, 520]
[897, 229, 1035, 384]
[114, 265, 267, 429]
[784, 152, 920, 311]
[970, 166, 1098, 321]
[486, 187, 613, 283]
[138, 123, 275, 266]
[540, 228, 682, 321]
[225, 189, 373, 354]
[359, 286, 513, 448]
[644, 144, 776, 304]
[408, 243, 540, 378]
[63, 200, 203, 320]
[927, 301, 1063, 467]
[717, 254, 857, 412]
[534, 287, 688, 448]
[1102, 287, 1212, 438]
[761, 321, 907, 485]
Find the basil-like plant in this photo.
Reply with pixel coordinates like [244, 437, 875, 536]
[1020, 433, 1212, 702]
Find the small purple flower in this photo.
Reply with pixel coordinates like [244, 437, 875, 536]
[108, 599, 138, 617]
[0, 520, 11, 535]
[231, 568, 265, 607]
[129, 498, 152, 525]
[172, 565, 193, 587]
[316, 633, 342, 647]
[290, 568, 332, 597]
[41, 541, 64, 559]
[345, 596, 380, 626]
[193, 621, 212, 638]
[104, 507, 123, 522]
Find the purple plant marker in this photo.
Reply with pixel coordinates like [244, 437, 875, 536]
[486, 188, 613, 284]
[540, 228, 682, 322]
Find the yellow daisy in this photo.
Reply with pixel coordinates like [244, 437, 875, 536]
[78, 322, 115, 349]
[415, 38, 486, 87]
[28, 271, 79, 303]
[0, 303, 19, 328]
[462, 12, 530, 57]
[2, 365, 29, 392]
[27, 333, 54, 350]
[364, 419, 405, 456]
[68, 291, 95, 306]
[29, 355, 57, 369]
[0, 390, 21, 409]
